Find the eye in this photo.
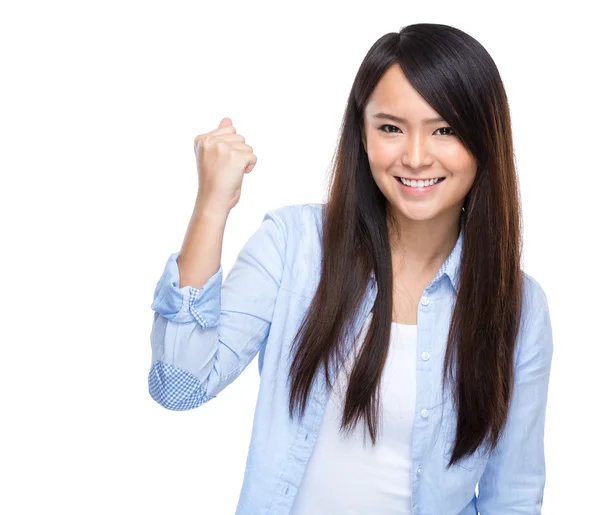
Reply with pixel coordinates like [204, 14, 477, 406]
[434, 127, 456, 136]
[378, 124, 400, 133]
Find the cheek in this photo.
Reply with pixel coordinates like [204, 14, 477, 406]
[441, 147, 476, 177]
[367, 140, 395, 169]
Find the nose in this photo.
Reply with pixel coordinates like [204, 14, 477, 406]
[400, 132, 433, 169]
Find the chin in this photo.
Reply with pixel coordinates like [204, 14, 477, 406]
[388, 202, 444, 222]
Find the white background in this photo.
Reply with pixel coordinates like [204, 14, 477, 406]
[1, 1, 597, 513]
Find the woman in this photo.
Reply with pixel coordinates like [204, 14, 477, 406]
[149, 23, 553, 514]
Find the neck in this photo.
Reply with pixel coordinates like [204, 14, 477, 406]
[388, 208, 463, 278]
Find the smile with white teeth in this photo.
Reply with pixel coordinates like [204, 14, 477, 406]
[398, 177, 444, 188]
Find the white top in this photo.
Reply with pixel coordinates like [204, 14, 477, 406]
[290, 313, 417, 514]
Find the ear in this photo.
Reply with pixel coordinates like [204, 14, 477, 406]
[361, 127, 367, 151]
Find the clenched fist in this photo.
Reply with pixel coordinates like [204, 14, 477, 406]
[193, 117, 257, 215]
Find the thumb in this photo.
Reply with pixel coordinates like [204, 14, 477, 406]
[219, 117, 233, 128]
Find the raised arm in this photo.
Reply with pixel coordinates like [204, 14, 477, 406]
[148, 117, 283, 410]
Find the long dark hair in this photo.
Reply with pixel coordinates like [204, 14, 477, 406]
[286, 23, 524, 469]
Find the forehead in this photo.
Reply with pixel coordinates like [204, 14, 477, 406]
[364, 64, 439, 120]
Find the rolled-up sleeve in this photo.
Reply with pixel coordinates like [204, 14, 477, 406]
[150, 253, 223, 327]
[476, 277, 554, 513]
[148, 208, 287, 410]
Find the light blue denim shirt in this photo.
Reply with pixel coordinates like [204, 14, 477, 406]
[149, 203, 553, 514]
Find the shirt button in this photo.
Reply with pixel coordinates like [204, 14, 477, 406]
[421, 351, 430, 361]
[417, 466, 422, 476]
[421, 296, 430, 306]
[420, 408, 429, 418]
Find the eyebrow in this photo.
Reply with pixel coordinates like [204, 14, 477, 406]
[373, 112, 446, 124]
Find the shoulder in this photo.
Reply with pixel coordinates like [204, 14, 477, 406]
[267, 202, 324, 239]
[270, 202, 324, 223]
[521, 271, 551, 330]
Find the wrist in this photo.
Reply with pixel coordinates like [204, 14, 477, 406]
[193, 194, 230, 221]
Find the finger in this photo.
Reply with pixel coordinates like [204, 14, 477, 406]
[194, 126, 237, 146]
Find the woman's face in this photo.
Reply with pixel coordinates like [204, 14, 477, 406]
[362, 64, 477, 224]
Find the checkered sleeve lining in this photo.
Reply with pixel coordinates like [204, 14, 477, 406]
[148, 361, 215, 410]
[188, 286, 209, 329]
